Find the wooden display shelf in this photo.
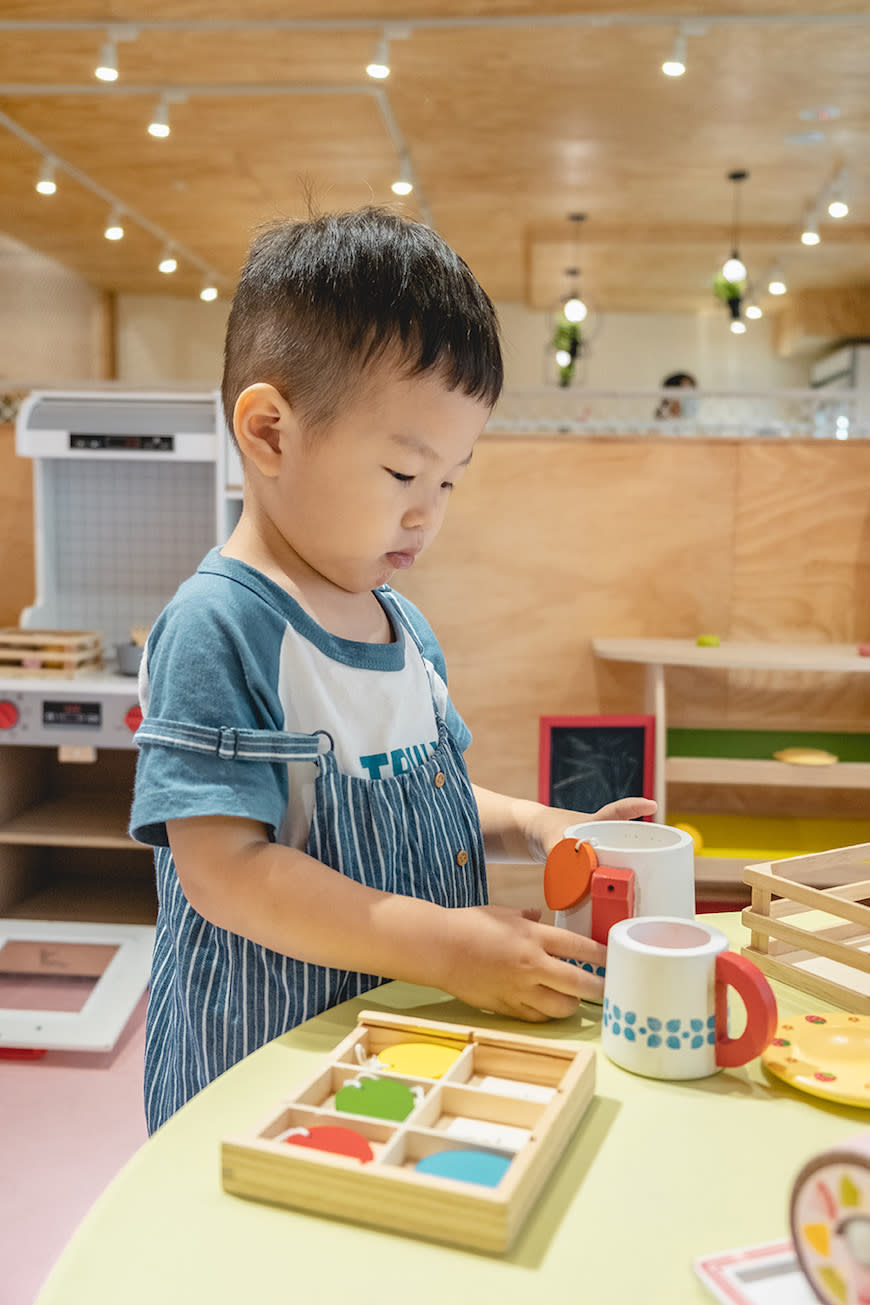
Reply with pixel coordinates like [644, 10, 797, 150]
[4, 874, 157, 925]
[593, 638, 870, 674]
[692, 853, 840, 892]
[0, 794, 146, 850]
[667, 757, 870, 789]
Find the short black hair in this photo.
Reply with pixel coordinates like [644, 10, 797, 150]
[662, 372, 697, 388]
[222, 206, 503, 438]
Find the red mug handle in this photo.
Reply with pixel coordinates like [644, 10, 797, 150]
[714, 951, 778, 1068]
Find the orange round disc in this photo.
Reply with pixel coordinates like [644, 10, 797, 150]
[544, 839, 597, 911]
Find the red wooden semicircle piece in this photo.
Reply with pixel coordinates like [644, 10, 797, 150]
[284, 1125, 374, 1163]
[544, 839, 598, 911]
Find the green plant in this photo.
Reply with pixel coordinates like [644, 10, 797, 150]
[552, 313, 582, 387]
[712, 272, 746, 322]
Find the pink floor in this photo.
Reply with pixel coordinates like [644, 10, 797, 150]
[0, 994, 148, 1305]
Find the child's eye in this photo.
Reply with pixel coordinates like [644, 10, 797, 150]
[386, 469, 414, 483]
[441, 481, 454, 491]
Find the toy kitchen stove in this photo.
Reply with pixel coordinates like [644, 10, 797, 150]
[0, 391, 243, 1050]
[0, 390, 241, 928]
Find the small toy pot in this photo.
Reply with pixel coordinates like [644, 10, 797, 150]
[115, 642, 143, 676]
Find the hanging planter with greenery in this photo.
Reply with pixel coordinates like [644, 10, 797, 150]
[552, 312, 582, 387]
[713, 271, 746, 321]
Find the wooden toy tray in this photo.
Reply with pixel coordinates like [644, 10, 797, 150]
[0, 628, 103, 677]
[741, 843, 870, 1014]
[221, 1010, 596, 1253]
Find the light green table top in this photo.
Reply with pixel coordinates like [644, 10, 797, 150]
[38, 915, 868, 1305]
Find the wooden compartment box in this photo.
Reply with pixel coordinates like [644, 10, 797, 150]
[221, 1011, 596, 1253]
[741, 843, 870, 1014]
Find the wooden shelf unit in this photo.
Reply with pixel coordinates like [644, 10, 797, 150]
[593, 638, 870, 899]
[0, 745, 154, 924]
[0, 793, 148, 850]
[666, 757, 870, 790]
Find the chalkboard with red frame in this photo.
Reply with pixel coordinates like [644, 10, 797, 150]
[538, 714, 655, 816]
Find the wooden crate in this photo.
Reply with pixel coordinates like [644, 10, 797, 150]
[741, 843, 870, 1014]
[222, 1010, 596, 1253]
[0, 628, 103, 677]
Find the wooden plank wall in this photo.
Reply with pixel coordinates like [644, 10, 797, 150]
[398, 436, 870, 788]
[1, 430, 868, 906]
[395, 436, 870, 906]
[0, 422, 34, 627]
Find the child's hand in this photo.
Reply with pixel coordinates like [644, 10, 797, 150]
[532, 795, 658, 862]
[439, 905, 606, 1021]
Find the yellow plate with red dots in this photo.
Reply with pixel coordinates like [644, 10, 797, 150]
[761, 1013, 870, 1108]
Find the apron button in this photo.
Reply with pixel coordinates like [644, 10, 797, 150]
[455, 849, 469, 867]
[433, 771, 446, 788]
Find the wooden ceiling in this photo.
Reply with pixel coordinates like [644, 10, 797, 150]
[1, 1, 869, 317]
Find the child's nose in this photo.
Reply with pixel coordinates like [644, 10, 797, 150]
[402, 487, 443, 531]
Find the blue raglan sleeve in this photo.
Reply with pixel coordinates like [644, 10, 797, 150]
[387, 590, 472, 752]
[129, 575, 290, 846]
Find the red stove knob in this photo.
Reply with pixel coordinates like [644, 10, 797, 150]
[124, 706, 143, 732]
[0, 700, 19, 729]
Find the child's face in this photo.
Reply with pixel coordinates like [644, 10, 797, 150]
[274, 366, 491, 594]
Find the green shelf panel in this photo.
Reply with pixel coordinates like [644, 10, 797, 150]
[666, 729, 870, 764]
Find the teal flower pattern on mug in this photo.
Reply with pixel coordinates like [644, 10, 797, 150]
[603, 997, 715, 1049]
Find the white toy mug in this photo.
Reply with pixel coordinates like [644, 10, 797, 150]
[601, 916, 778, 1081]
[549, 820, 696, 942]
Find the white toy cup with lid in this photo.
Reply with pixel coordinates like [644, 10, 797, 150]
[554, 820, 696, 938]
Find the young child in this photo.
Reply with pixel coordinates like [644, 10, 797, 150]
[130, 207, 655, 1133]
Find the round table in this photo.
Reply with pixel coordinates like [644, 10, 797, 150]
[37, 915, 868, 1304]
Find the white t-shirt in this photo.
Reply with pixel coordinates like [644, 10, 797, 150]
[131, 548, 471, 851]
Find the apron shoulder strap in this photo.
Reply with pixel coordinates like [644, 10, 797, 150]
[134, 716, 332, 762]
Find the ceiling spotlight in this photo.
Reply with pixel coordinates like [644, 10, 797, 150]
[104, 208, 124, 240]
[200, 279, 218, 302]
[768, 278, 787, 296]
[662, 31, 687, 77]
[745, 303, 763, 320]
[801, 212, 820, 245]
[827, 169, 849, 219]
[391, 154, 413, 196]
[148, 99, 170, 139]
[158, 247, 177, 274]
[366, 33, 390, 79]
[730, 320, 746, 334]
[95, 39, 118, 82]
[36, 157, 57, 195]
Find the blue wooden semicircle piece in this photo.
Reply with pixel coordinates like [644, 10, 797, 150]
[415, 1149, 512, 1188]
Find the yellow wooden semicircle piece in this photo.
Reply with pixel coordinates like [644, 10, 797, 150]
[376, 1042, 462, 1078]
[802, 1222, 831, 1257]
[773, 747, 839, 766]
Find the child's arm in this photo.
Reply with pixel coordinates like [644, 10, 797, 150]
[471, 784, 657, 863]
[167, 814, 607, 1018]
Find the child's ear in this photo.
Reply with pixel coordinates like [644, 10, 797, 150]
[233, 384, 300, 476]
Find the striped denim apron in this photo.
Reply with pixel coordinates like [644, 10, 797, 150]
[140, 593, 487, 1133]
